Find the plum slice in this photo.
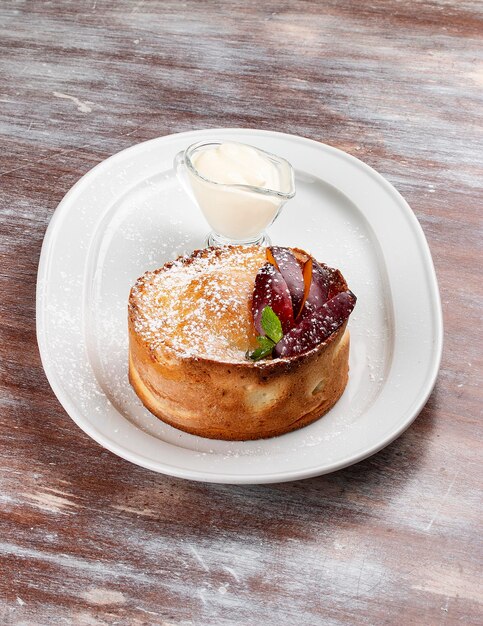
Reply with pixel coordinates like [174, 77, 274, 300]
[273, 290, 357, 358]
[268, 247, 305, 317]
[298, 259, 332, 320]
[251, 262, 294, 335]
[296, 257, 313, 320]
[266, 247, 280, 270]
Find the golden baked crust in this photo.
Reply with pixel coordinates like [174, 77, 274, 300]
[128, 245, 351, 440]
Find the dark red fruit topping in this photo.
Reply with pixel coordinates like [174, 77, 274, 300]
[297, 257, 313, 320]
[298, 259, 332, 320]
[273, 291, 357, 358]
[250, 247, 357, 360]
[251, 263, 294, 335]
[267, 247, 305, 316]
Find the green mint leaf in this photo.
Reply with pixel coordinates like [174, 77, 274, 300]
[256, 335, 275, 351]
[247, 336, 275, 361]
[248, 345, 273, 361]
[261, 306, 283, 343]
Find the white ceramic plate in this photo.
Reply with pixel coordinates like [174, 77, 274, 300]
[36, 129, 442, 484]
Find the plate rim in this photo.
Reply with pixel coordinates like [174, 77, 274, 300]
[36, 128, 443, 484]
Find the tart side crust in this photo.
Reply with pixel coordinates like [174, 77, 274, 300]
[129, 314, 350, 440]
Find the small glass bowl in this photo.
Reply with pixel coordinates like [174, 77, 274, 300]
[174, 141, 296, 247]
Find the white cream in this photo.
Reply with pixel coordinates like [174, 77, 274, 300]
[192, 142, 280, 189]
[187, 142, 293, 242]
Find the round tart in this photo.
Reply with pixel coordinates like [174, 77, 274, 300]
[128, 245, 356, 441]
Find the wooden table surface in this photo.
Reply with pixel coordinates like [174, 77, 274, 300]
[1, 1, 482, 624]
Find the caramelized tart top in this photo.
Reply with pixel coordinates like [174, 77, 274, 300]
[129, 246, 266, 362]
[129, 245, 356, 364]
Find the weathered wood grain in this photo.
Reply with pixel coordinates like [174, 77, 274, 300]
[1, 1, 482, 624]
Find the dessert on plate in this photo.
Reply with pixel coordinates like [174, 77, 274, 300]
[128, 245, 356, 441]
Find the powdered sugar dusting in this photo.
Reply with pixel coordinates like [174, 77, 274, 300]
[130, 246, 266, 362]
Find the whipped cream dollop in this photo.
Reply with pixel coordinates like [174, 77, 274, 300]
[186, 142, 294, 242]
[191, 142, 281, 190]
